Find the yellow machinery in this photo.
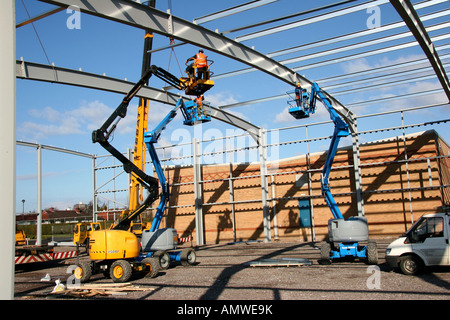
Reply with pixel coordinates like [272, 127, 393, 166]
[15, 230, 27, 246]
[75, 8, 209, 281]
[180, 60, 214, 96]
[128, 82, 149, 217]
[73, 230, 159, 283]
[88, 230, 140, 260]
[74, 60, 210, 282]
[73, 222, 102, 248]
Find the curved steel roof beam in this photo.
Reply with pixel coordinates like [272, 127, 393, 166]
[213, 8, 450, 80]
[39, 0, 356, 133]
[15, 60, 261, 142]
[389, 0, 450, 101]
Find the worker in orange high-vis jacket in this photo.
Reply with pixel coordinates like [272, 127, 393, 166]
[196, 95, 205, 117]
[186, 49, 208, 80]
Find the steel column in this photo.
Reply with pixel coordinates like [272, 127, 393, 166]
[36, 145, 42, 246]
[258, 129, 271, 242]
[192, 138, 204, 245]
[0, 0, 15, 300]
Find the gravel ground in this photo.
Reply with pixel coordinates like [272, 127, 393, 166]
[14, 239, 449, 302]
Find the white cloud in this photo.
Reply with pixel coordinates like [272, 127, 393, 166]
[17, 100, 139, 140]
[379, 79, 447, 111]
[274, 106, 296, 123]
[205, 91, 239, 107]
[341, 58, 372, 74]
[341, 54, 425, 74]
[147, 103, 174, 125]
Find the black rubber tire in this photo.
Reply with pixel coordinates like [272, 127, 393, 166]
[154, 251, 170, 270]
[399, 255, 424, 275]
[180, 248, 196, 266]
[110, 260, 133, 283]
[73, 260, 92, 283]
[319, 243, 331, 264]
[366, 240, 379, 265]
[142, 257, 160, 278]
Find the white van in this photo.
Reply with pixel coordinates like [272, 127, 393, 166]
[385, 212, 449, 275]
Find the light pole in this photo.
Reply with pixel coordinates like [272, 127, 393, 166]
[22, 199, 25, 222]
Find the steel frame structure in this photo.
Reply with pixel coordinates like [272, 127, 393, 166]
[90, 103, 449, 244]
[15, 141, 94, 246]
[5, 0, 448, 301]
[389, 0, 450, 101]
[16, 59, 261, 142]
[33, 0, 375, 243]
[39, 0, 357, 131]
[14, 0, 447, 244]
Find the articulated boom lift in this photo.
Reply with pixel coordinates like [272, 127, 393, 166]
[74, 65, 213, 283]
[288, 83, 378, 264]
[92, 65, 183, 231]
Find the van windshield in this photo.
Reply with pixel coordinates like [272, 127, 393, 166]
[407, 217, 444, 243]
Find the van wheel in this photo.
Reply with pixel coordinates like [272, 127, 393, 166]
[399, 255, 423, 275]
[110, 260, 132, 283]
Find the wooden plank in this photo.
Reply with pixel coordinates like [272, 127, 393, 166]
[243, 258, 312, 267]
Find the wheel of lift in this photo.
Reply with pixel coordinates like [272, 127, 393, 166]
[319, 243, 332, 265]
[110, 260, 133, 283]
[180, 248, 196, 266]
[154, 250, 170, 270]
[142, 257, 160, 278]
[366, 240, 379, 265]
[73, 260, 92, 283]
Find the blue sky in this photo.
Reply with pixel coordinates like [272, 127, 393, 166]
[15, 0, 449, 213]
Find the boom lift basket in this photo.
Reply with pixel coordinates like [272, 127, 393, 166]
[180, 100, 211, 126]
[287, 88, 314, 119]
[181, 60, 215, 96]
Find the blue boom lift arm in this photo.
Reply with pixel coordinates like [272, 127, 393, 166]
[312, 83, 349, 221]
[144, 97, 211, 232]
[92, 65, 184, 231]
[288, 82, 377, 264]
[289, 82, 349, 220]
[92, 60, 213, 233]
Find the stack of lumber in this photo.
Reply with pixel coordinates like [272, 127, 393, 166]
[52, 282, 156, 297]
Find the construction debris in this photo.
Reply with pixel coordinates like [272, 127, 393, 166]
[50, 282, 156, 298]
[40, 273, 51, 282]
[51, 279, 66, 293]
[243, 257, 312, 268]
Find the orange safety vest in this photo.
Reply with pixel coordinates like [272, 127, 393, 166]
[196, 96, 203, 106]
[195, 52, 207, 68]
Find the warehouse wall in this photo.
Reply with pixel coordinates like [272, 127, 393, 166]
[157, 130, 448, 244]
